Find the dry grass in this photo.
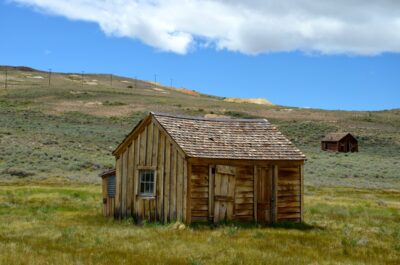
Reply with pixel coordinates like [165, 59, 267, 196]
[0, 67, 399, 264]
[223, 97, 273, 106]
[0, 184, 399, 265]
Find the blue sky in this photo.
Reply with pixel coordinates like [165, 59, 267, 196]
[1, 1, 399, 111]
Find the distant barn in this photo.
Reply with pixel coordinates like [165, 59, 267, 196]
[321, 133, 358, 152]
[101, 112, 306, 224]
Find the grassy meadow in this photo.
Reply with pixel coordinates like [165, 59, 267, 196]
[0, 184, 399, 265]
[0, 66, 399, 264]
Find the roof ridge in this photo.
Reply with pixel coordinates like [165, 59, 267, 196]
[151, 112, 270, 123]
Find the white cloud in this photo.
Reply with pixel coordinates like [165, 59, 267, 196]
[11, 0, 400, 55]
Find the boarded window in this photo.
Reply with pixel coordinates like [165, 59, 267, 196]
[139, 170, 155, 196]
[107, 175, 116, 198]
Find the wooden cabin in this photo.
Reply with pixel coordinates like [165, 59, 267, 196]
[321, 133, 358, 152]
[100, 169, 116, 217]
[104, 112, 306, 224]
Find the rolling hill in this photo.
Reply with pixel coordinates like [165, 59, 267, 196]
[1, 65, 399, 265]
[0, 65, 399, 188]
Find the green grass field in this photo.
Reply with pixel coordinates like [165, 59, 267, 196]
[0, 184, 399, 265]
[0, 67, 399, 264]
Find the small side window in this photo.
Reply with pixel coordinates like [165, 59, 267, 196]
[138, 170, 155, 197]
[107, 175, 116, 198]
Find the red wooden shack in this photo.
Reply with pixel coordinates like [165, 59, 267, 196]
[321, 133, 358, 152]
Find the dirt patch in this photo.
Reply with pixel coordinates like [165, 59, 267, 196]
[26, 75, 44, 79]
[153, 87, 169, 94]
[171, 88, 200, 96]
[223, 97, 273, 105]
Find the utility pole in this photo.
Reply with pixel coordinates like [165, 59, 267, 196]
[81, 71, 84, 88]
[4, 70, 7, 89]
[170, 78, 173, 88]
[110, 74, 113, 87]
[48, 68, 52, 87]
[134, 76, 137, 89]
[154, 74, 157, 89]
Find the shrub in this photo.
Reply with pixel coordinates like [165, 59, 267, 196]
[2, 169, 34, 178]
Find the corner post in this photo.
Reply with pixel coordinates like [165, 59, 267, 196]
[300, 163, 304, 222]
[253, 165, 258, 223]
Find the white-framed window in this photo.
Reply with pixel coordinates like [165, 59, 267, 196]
[138, 169, 155, 197]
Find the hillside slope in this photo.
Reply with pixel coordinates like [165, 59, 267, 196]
[0, 66, 399, 188]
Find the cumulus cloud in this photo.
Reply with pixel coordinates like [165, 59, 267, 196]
[11, 0, 400, 55]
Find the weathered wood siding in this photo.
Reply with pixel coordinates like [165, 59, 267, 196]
[113, 115, 304, 224]
[189, 163, 255, 223]
[114, 117, 187, 223]
[101, 177, 115, 217]
[190, 165, 209, 222]
[277, 166, 301, 222]
[234, 165, 254, 222]
[189, 160, 303, 224]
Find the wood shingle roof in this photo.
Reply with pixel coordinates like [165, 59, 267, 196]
[153, 113, 305, 160]
[322, 132, 354, 142]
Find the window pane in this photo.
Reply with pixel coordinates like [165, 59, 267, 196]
[140, 172, 145, 182]
[139, 170, 155, 195]
[149, 173, 154, 182]
[107, 175, 116, 198]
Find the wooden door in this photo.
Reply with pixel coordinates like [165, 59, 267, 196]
[257, 167, 273, 224]
[213, 165, 236, 223]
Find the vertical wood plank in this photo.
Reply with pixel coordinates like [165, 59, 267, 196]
[253, 165, 258, 223]
[127, 144, 134, 216]
[146, 200, 151, 221]
[170, 148, 177, 221]
[146, 122, 153, 166]
[270, 165, 275, 223]
[300, 164, 304, 222]
[186, 161, 192, 224]
[139, 127, 146, 166]
[213, 171, 221, 223]
[115, 156, 122, 218]
[176, 153, 183, 221]
[182, 160, 188, 223]
[130, 140, 135, 216]
[111, 198, 115, 218]
[133, 138, 140, 220]
[157, 133, 165, 222]
[273, 165, 278, 223]
[227, 174, 235, 220]
[152, 125, 159, 167]
[164, 142, 171, 223]
[102, 178, 107, 216]
[208, 165, 214, 220]
[121, 149, 128, 218]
